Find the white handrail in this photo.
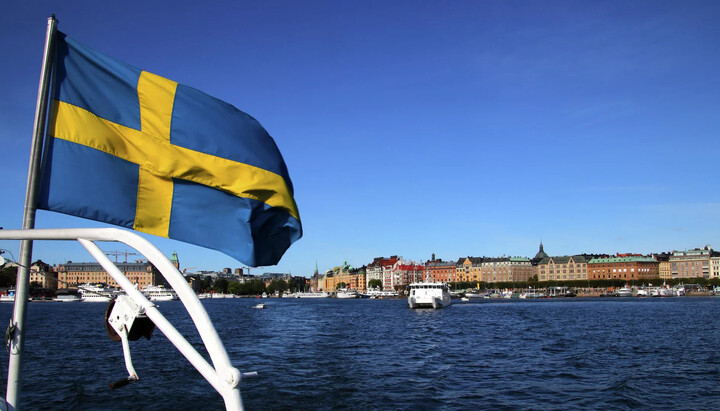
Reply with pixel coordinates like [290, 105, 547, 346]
[0, 228, 243, 410]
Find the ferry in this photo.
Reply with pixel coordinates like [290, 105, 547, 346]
[78, 283, 117, 302]
[407, 282, 452, 309]
[295, 291, 330, 298]
[336, 289, 360, 299]
[141, 284, 179, 301]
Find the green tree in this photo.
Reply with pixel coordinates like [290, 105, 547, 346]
[0, 266, 17, 288]
[213, 278, 229, 293]
[336, 282, 347, 290]
[227, 281, 242, 295]
[368, 279, 382, 289]
[267, 279, 288, 295]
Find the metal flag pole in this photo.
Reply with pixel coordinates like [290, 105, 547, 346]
[6, 15, 57, 410]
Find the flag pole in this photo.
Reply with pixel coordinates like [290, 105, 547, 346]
[6, 15, 58, 409]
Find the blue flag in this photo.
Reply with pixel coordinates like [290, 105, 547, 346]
[38, 32, 302, 267]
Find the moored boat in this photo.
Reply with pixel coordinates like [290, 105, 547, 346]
[336, 289, 360, 299]
[77, 283, 117, 302]
[141, 284, 179, 301]
[53, 290, 81, 302]
[0, 289, 16, 303]
[407, 282, 452, 309]
[615, 287, 633, 297]
[295, 292, 330, 298]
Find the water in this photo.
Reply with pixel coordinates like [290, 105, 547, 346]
[1, 297, 720, 410]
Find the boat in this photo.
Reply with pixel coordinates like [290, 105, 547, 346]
[295, 292, 330, 298]
[336, 289, 360, 299]
[615, 287, 633, 297]
[548, 286, 576, 298]
[407, 282, 452, 309]
[53, 290, 81, 302]
[141, 284, 179, 301]
[464, 292, 488, 299]
[77, 283, 118, 302]
[0, 289, 16, 303]
[251, 303, 266, 309]
[460, 297, 470, 302]
[365, 289, 398, 298]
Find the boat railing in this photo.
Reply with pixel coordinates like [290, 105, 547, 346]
[0, 228, 245, 410]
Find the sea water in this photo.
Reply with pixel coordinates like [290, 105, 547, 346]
[1, 297, 719, 410]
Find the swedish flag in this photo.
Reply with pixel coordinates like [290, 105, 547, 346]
[38, 32, 302, 267]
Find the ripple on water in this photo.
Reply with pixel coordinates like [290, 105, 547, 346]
[3, 298, 720, 409]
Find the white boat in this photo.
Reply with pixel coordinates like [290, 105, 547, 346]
[615, 287, 633, 297]
[365, 289, 398, 298]
[464, 292, 488, 299]
[141, 284, 179, 301]
[53, 291, 81, 302]
[336, 289, 359, 299]
[295, 292, 330, 298]
[251, 303, 266, 309]
[210, 293, 235, 299]
[78, 283, 117, 302]
[0, 289, 16, 303]
[407, 282, 452, 309]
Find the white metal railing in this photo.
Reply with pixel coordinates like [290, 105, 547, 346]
[0, 228, 244, 410]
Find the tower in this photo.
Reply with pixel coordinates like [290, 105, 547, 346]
[170, 251, 179, 270]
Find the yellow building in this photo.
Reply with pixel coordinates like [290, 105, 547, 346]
[457, 257, 483, 282]
[56, 261, 159, 289]
[322, 261, 366, 292]
[30, 260, 57, 289]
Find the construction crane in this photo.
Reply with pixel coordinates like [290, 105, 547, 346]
[105, 250, 138, 263]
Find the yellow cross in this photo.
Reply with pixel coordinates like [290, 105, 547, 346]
[49, 71, 299, 237]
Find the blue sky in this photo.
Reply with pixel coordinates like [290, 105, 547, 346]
[2, 1, 719, 276]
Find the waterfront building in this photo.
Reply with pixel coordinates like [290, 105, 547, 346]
[424, 259, 457, 283]
[366, 256, 398, 291]
[56, 260, 160, 289]
[323, 262, 367, 292]
[30, 260, 57, 289]
[669, 246, 718, 279]
[537, 255, 590, 281]
[457, 257, 483, 283]
[481, 257, 534, 283]
[654, 253, 672, 279]
[391, 261, 424, 290]
[587, 256, 659, 280]
[711, 255, 720, 279]
[531, 242, 549, 266]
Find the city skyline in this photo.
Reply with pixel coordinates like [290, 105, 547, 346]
[2, 1, 719, 276]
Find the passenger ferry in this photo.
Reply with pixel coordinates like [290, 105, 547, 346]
[141, 284, 179, 301]
[78, 283, 117, 302]
[407, 282, 452, 309]
[336, 289, 360, 299]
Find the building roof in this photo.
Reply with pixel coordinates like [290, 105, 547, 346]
[538, 255, 591, 265]
[588, 256, 658, 264]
